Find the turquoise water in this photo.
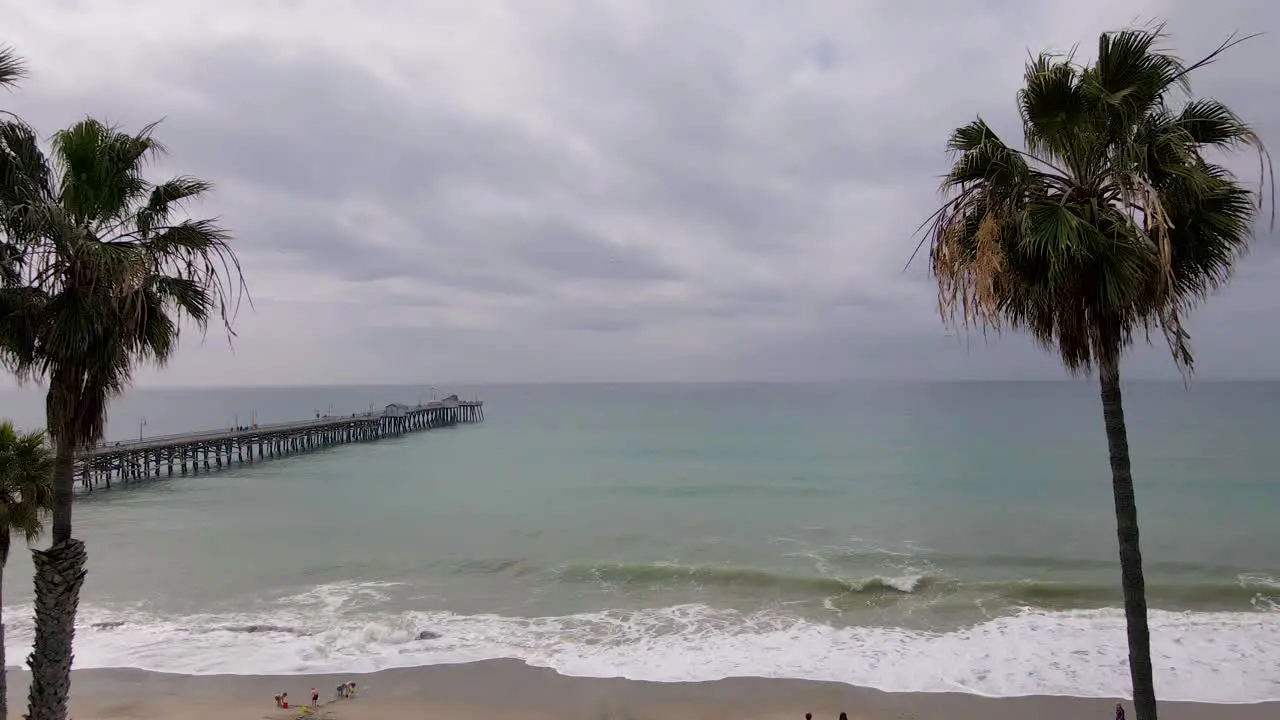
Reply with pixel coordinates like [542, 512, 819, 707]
[0, 381, 1277, 700]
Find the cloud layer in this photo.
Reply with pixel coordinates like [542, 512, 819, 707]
[1, 0, 1277, 385]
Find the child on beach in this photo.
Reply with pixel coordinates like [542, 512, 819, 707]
[311, 688, 319, 707]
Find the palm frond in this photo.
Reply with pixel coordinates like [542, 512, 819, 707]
[0, 45, 27, 90]
[136, 176, 213, 237]
[0, 285, 47, 374]
[139, 216, 245, 334]
[0, 119, 56, 239]
[1019, 54, 1088, 169]
[1164, 164, 1257, 302]
[1090, 25, 1187, 101]
[1177, 99, 1255, 149]
[944, 119, 1036, 190]
[0, 241, 21, 286]
[52, 119, 160, 230]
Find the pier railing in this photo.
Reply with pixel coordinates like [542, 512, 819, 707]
[87, 413, 379, 452]
[87, 399, 468, 452]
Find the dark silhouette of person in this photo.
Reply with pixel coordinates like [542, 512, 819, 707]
[1115, 703, 1126, 720]
[839, 713, 848, 720]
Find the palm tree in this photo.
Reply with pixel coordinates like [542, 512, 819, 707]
[0, 422, 53, 719]
[0, 47, 38, 720]
[0, 117, 246, 720]
[0, 421, 54, 720]
[917, 26, 1268, 720]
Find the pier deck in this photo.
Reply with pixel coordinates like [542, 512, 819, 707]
[74, 396, 484, 492]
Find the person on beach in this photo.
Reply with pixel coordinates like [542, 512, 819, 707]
[311, 688, 319, 707]
[1115, 703, 1126, 720]
[839, 713, 848, 720]
[274, 693, 282, 708]
[281, 692, 289, 709]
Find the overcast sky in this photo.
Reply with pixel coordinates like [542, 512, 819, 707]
[0, 0, 1276, 387]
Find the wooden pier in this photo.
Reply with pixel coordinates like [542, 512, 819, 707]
[75, 396, 484, 492]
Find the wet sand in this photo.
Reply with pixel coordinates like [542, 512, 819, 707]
[5, 659, 1276, 719]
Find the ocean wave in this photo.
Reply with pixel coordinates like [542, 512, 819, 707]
[5, 582, 1279, 703]
[557, 562, 928, 595]
[215, 623, 309, 635]
[995, 577, 1280, 609]
[820, 548, 1267, 576]
[556, 562, 1280, 611]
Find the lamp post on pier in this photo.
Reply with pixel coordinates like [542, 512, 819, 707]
[138, 417, 148, 442]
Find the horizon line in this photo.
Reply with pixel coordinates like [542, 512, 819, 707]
[4, 377, 1277, 392]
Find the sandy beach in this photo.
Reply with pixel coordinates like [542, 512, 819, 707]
[5, 659, 1277, 720]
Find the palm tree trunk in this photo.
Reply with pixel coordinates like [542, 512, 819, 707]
[47, 440, 74, 547]
[0, 534, 8, 720]
[1098, 356, 1157, 720]
[24, 441, 85, 720]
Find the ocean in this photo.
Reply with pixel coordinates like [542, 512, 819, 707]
[0, 381, 1277, 703]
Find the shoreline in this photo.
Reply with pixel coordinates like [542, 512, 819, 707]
[8, 600, 1276, 703]
[6, 660, 1278, 720]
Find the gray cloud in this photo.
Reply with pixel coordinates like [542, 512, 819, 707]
[0, 0, 1276, 386]
[507, 221, 683, 282]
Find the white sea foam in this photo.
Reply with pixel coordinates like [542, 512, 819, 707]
[4, 582, 1279, 704]
[869, 574, 927, 593]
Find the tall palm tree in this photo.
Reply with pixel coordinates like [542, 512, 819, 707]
[0, 117, 246, 720]
[0, 46, 36, 720]
[0, 421, 54, 720]
[917, 26, 1268, 720]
